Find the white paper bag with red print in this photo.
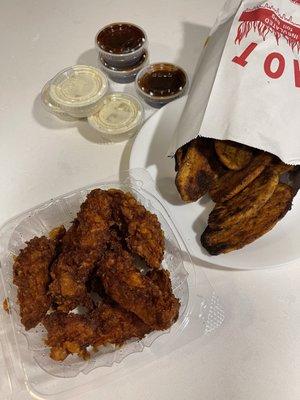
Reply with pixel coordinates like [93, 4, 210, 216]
[170, 0, 300, 164]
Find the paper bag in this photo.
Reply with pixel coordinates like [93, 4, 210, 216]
[170, 0, 300, 165]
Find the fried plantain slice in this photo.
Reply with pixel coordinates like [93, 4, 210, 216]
[201, 183, 293, 255]
[175, 138, 217, 202]
[214, 140, 253, 170]
[209, 152, 273, 203]
[208, 168, 279, 229]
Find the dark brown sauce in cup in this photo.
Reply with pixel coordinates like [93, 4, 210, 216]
[97, 23, 146, 54]
[101, 51, 148, 71]
[137, 63, 187, 98]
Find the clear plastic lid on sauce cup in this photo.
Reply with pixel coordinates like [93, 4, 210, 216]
[96, 22, 148, 68]
[88, 93, 144, 142]
[49, 65, 109, 118]
[41, 81, 80, 121]
[135, 62, 188, 108]
[98, 50, 149, 84]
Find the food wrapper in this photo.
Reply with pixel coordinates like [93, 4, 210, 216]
[169, 0, 300, 165]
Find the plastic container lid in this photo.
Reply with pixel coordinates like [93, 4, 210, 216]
[98, 50, 149, 83]
[95, 23, 148, 68]
[135, 62, 188, 108]
[96, 22, 146, 54]
[88, 93, 144, 142]
[49, 65, 108, 117]
[41, 81, 79, 121]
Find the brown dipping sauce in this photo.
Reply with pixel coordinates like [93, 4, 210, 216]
[97, 23, 145, 54]
[138, 63, 187, 97]
[101, 51, 148, 71]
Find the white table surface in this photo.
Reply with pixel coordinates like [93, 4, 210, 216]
[1, 1, 300, 399]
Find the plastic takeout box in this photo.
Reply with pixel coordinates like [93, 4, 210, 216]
[0, 169, 224, 400]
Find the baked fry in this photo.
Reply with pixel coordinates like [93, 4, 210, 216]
[175, 138, 217, 202]
[208, 168, 279, 229]
[209, 152, 273, 203]
[214, 140, 253, 170]
[202, 183, 293, 254]
[272, 161, 295, 175]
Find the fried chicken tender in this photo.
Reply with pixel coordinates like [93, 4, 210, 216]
[208, 168, 279, 229]
[99, 247, 179, 330]
[202, 183, 293, 255]
[146, 268, 176, 300]
[49, 189, 112, 312]
[209, 152, 273, 203]
[214, 140, 253, 170]
[13, 236, 57, 330]
[43, 302, 150, 361]
[108, 189, 164, 269]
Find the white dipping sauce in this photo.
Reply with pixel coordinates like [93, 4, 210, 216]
[49, 65, 108, 117]
[88, 93, 144, 142]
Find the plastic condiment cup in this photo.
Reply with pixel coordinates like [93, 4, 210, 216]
[135, 62, 188, 108]
[87, 92, 144, 142]
[41, 81, 80, 121]
[98, 51, 149, 83]
[96, 22, 148, 68]
[49, 65, 109, 118]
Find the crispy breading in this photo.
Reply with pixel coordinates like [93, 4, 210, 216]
[48, 225, 66, 241]
[108, 189, 164, 269]
[49, 189, 112, 312]
[201, 183, 293, 255]
[98, 247, 179, 330]
[13, 236, 56, 330]
[146, 268, 176, 300]
[91, 302, 150, 348]
[209, 153, 273, 203]
[175, 138, 217, 202]
[214, 140, 253, 170]
[43, 302, 150, 361]
[44, 312, 94, 360]
[3, 298, 10, 314]
[208, 168, 279, 229]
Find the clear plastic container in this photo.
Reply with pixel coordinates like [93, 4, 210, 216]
[49, 65, 109, 118]
[96, 23, 148, 68]
[41, 81, 80, 121]
[135, 63, 189, 108]
[0, 169, 224, 400]
[87, 93, 144, 142]
[98, 51, 149, 83]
